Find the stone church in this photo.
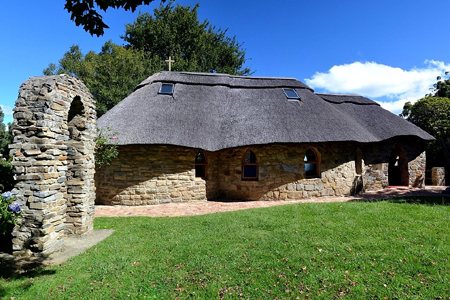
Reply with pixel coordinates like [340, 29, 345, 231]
[3, 72, 434, 257]
[95, 71, 434, 205]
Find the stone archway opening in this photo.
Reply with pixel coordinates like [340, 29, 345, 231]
[65, 95, 93, 236]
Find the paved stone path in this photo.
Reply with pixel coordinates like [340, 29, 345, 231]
[95, 186, 449, 218]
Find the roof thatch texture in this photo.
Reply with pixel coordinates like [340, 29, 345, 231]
[98, 72, 434, 151]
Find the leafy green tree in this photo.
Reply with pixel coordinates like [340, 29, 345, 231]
[0, 107, 12, 158]
[0, 107, 14, 191]
[65, 0, 164, 36]
[46, 2, 252, 116]
[122, 1, 251, 75]
[402, 97, 450, 181]
[430, 72, 450, 98]
[44, 42, 162, 116]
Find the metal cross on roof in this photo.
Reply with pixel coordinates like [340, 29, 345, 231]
[165, 56, 175, 71]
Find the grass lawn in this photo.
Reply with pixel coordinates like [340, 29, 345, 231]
[1, 197, 450, 299]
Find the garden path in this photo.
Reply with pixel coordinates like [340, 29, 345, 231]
[95, 186, 449, 218]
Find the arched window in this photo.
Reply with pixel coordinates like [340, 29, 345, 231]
[304, 148, 319, 178]
[195, 151, 207, 179]
[242, 150, 258, 180]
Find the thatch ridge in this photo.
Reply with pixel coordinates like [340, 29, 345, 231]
[317, 93, 378, 105]
[136, 71, 312, 91]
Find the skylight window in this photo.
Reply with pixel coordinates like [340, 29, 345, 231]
[159, 83, 174, 95]
[283, 88, 299, 100]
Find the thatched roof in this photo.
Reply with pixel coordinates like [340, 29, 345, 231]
[98, 72, 434, 151]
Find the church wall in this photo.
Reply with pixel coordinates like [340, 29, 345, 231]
[214, 143, 359, 200]
[95, 139, 427, 206]
[96, 143, 359, 204]
[95, 145, 215, 205]
[362, 138, 426, 190]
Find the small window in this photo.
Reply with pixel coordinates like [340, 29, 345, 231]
[242, 150, 258, 180]
[283, 88, 299, 99]
[159, 83, 174, 95]
[195, 151, 207, 179]
[304, 148, 319, 178]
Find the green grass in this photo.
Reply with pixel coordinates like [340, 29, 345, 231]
[1, 198, 450, 299]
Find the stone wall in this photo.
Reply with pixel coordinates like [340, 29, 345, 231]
[8, 75, 96, 256]
[432, 167, 445, 186]
[363, 138, 426, 190]
[96, 140, 426, 205]
[215, 143, 358, 200]
[96, 138, 427, 206]
[95, 145, 219, 205]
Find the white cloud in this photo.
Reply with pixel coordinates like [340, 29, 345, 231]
[0, 105, 13, 116]
[305, 60, 450, 114]
[0, 105, 14, 124]
[375, 99, 409, 114]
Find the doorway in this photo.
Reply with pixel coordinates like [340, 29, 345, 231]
[388, 144, 409, 186]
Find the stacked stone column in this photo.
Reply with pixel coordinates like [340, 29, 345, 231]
[432, 167, 445, 186]
[9, 75, 96, 256]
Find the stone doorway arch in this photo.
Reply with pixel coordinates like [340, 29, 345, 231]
[388, 144, 409, 186]
[8, 75, 96, 257]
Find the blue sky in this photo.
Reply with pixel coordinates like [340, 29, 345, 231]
[1, 0, 450, 125]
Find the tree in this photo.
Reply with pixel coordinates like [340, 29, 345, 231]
[64, 0, 165, 36]
[427, 72, 450, 98]
[44, 42, 162, 116]
[46, 2, 252, 116]
[0, 107, 12, 158]
[401, 97, 450, 182]
[122, 1, 251, 75]
[0, 107, 14, 192]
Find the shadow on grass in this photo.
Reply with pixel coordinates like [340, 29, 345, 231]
[0, 253, 54, 279]
[351, 196, 450, 206]
[388, 196, 450, 205]
[0, 263, 56, 298]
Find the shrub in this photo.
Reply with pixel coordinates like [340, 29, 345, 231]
[95, 128, 119, 168]
[0, 156, 15, 192]
[0, 191, 22, 236]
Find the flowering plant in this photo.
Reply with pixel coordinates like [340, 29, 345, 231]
[0, 191, 22, 236]
[95, 128, 119, 168]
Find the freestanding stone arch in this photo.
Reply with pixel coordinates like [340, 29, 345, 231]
[9, 75, 96, 257]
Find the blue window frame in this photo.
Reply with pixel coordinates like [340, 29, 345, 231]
[282, 88, 299, 100]
[159, 83, 174, 95]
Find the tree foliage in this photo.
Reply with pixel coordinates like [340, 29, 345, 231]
[426, 72, 450, 98]
[0, 107, 12, 158]
[0, 157, 14, 193]
[44, 42, 161, 116]
[402, 97, 450, 138]
[402, 96, 450, 177]
[122, 1, 251, 75]
[0, 107, 14, 192]
[46, 2, 252, 116]
[64, 0, 164, 36]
